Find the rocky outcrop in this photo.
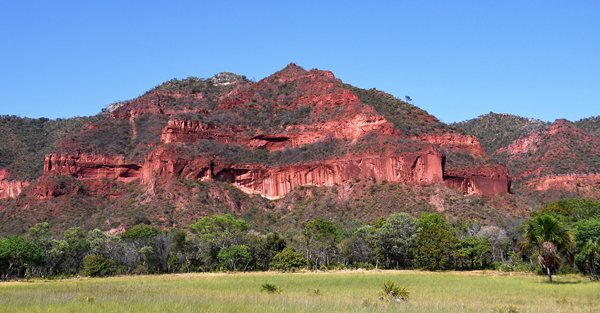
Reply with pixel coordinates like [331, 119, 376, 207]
[0, 169, 29, 199]
[228, 148, 443, 199]
[526, 174, 600, 191]
[162, 113, 393, 151]
[496, 131, 543, 156]
[44, 153, 142, 183]
[444, 165, 511, 195]
[419, 133, 486, 157]
[160, 120, 247, 144]
[141, 146, 444, 199]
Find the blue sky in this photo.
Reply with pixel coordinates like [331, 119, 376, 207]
[0, 1, 598, 123]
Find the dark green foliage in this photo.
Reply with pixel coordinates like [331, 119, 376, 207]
[218, 244, 252, 271]
[372, 213, 417, 269]
[541, 199, 600, 222]
[413, 213, 459, 270]
[82, 254, 115, 277]
[575, 240, 600, 280]
[260, 283, 282, 294]
[270, 248, 307, 272]
[0, 236, 44, 278]
[121, 224, 160, 242]
[253, 232, 287, 271]
[302, 219, 344, 268]
[455, 236, 493, 269]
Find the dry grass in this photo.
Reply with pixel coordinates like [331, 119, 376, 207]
[0, 270, 598, 313]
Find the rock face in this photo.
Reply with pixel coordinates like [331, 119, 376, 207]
[140, 146, 444, 199]
[419, 133, 486, 157]
[228, 148, 443, 199]
[44, 153, 142, 183]
[160, 120, 247, 144]
[0, 169, 29, 199]
[444, 165, 511, 195]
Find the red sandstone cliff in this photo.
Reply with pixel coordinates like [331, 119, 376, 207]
[444, 165, 511, 195]
[44, 153, 142, 183]
[0, 169, 29, 199]
[418, 133, 486, 157]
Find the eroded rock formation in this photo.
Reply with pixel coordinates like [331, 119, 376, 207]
[44, 153, 142, 183]
[0, 169, 29, 199]
[444, 165, 511, 195]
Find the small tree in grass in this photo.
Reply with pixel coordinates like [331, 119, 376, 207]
[217, 244, 251, 271]
[270, 248, 307, 272]
[82, 254, 115, 277]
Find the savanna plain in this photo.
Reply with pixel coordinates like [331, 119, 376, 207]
[0, 270, 598, 313]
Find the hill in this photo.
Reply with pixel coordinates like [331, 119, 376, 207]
[0, 64, 597, 235]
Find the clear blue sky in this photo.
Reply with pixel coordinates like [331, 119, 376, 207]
[1, 1, 598, 123]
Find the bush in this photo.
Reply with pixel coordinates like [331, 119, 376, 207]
[260, 283, 282, 294]
[270, 248, 307, 272]
[82, 254, 115, 277]
[379, 281, 409, 302]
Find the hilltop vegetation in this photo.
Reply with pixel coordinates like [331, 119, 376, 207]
[576, 115, 600, 138]
[0, 116, 87, 180]
[452, 113, 548, 154]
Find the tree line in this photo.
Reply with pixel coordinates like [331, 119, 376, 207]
[1, 199, 598, 282]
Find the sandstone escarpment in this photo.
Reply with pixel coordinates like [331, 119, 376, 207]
[140, 146, 444, 199]
[444, 165, 511, 195]
[44, 153, 142, 183]
[160, 119, 247, 144]
[227, 148, 444, 199]
[419, 133, 486, 157]
[0, 169, 29, 199]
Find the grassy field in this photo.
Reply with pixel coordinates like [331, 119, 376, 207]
[0, 270, 598, 313]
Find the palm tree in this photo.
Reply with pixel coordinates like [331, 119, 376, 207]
[521, 214, 573, 283]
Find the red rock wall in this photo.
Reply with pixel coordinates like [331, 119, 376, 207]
[0, 179, 29, 199]
[160, 120, 247, 144]
[140, 146, 444, 199]
[444, 165, 511, 195]
[419, 133, 486, 157]
[227, 148, 443, 199]
[44, 153, 142, 183]
[0, 168, 29, 199]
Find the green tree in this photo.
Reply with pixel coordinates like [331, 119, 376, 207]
[217, 244, 251, 271]
[0, 236, 44, 278]
[340, 225, 375, 267]
[270, 248, 307, 272]
[413, 213, 459, 270]
[456, 236, 492, 269]
[121, 224, 160, 243]
[252, 232, 286, 271]
[372, 213, 417, 269]
[302, 219, 343, 268]
[189, 214, 250, 270]
[521, 214, 574, 283]
[82, 254, 115, 277]
[575, 240, 600, 280]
